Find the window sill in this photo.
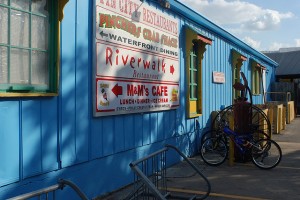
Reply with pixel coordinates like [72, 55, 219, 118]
[0, 92, 58, 97]
[187, 113, 202, 118]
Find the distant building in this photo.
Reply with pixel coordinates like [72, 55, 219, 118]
[263, 48, 300, 114]
[263, 47, 300, 80]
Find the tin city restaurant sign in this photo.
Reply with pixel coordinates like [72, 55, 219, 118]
[94, 0, 180, 116]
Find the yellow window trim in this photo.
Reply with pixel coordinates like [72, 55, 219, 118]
[185, 26, 212, 118]
[59, 0, 69, 22]
[231, 49, 247, 101]
[251, 60, 265, 95]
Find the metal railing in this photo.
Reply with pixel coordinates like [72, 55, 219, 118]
[126, 144, 211, 200]
[264, 91, 291, 104]
[7, 179, 89, 200]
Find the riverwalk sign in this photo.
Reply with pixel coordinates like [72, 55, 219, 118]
[94, 0, 180, 116]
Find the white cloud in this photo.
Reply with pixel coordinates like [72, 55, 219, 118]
[296, 39, 300, 47]
[266, 39, 300, 51]
[268, 42, 290, 51]
[242, 10, 293, 30]
[243, 36, 261, 50]
[180, 0, 293, 31]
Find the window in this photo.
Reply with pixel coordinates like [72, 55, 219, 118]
[189, 49, 198, 101]
[188, 48, 199, 117]
[253, 67, 261, 94]
[231, 49, 246, 101]
[185, 25, 212, 118]
[251, 60, 265, 95]
[0, 0, 59, 96]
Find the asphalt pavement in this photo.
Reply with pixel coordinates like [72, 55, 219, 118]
[98, 116, 300, 200]
[171, 116, 300, 200]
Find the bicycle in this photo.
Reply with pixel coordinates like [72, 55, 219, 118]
[200, 121, 282, 169]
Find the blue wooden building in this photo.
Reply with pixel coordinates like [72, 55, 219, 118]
[0, 0, 277, 199]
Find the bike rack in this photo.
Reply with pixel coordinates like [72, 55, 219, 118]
[7, 179, 88, 200]
[126, 144, 211, 200]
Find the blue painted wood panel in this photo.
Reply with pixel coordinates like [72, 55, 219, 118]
[60, 0, 90, 167]
[114, 115, 125, 152]
[21, 99, 58, 178]
[150, 113, 158, 142]
[133, 114, 143, 147]
[90, 118, 103, 159]
[102, 117, 115, 156]
[124, 115, 135, 150]
[0, 102, 20, 185]
[22, 100, 42, 178]
[142, 114, 151, 145]
[74, 0, 90, 163]
[41, 98, 59, 172]
[60, 0, 77, 167]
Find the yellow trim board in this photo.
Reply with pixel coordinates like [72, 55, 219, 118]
[59, 0, 69, 21]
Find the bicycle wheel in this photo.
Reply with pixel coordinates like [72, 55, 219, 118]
[212, 104, 271, 137]
[252, 130, 270, 141]
[251, 139, 282, 169]
[199, 130, 228, 155]
[200, 130, 228, 146]
[200, 136, 228, 166]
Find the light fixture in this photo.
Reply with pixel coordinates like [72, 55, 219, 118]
[139, 0, 170, 9]
[158, 0, 170, 9]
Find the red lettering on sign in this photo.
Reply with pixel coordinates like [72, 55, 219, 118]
[127, 84, 149, 96]
[105, 46, 170, 74]
[152, 86, 168, 96]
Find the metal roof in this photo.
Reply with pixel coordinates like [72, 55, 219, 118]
[263, 48, 300, 77]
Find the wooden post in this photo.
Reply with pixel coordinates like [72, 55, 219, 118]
[228, 112, 235, 166]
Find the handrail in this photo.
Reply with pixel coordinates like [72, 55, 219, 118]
[7, 184, 62, 200]
[58, 179, 89, 200]
[7, 179, 89, 200]
[165, 144, 211, 199]
[264, 91, 291, 103]
[128, 144, 211, 200]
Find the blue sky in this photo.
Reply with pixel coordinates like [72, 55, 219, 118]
[179, 0, 300, 51]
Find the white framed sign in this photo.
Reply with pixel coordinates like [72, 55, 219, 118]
[94, 0, 180, 116]
[213, 71, 225, 83]
[96, 78, 179, 115]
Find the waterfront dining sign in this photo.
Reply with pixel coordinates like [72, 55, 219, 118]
[94, 0, 180, 116]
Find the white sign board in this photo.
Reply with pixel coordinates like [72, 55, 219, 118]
[213, 71, 225, 83]
[94, 0, 180, 116]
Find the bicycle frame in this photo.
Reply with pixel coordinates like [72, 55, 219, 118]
[200, 124, 282, 169]
[223, 126, 252, 155]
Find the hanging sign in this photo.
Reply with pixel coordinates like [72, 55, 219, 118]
[94, 0, 180, 116]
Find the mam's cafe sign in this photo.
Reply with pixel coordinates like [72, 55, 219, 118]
[96, 78, 179, 116]
[94, 0, 180, 117]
